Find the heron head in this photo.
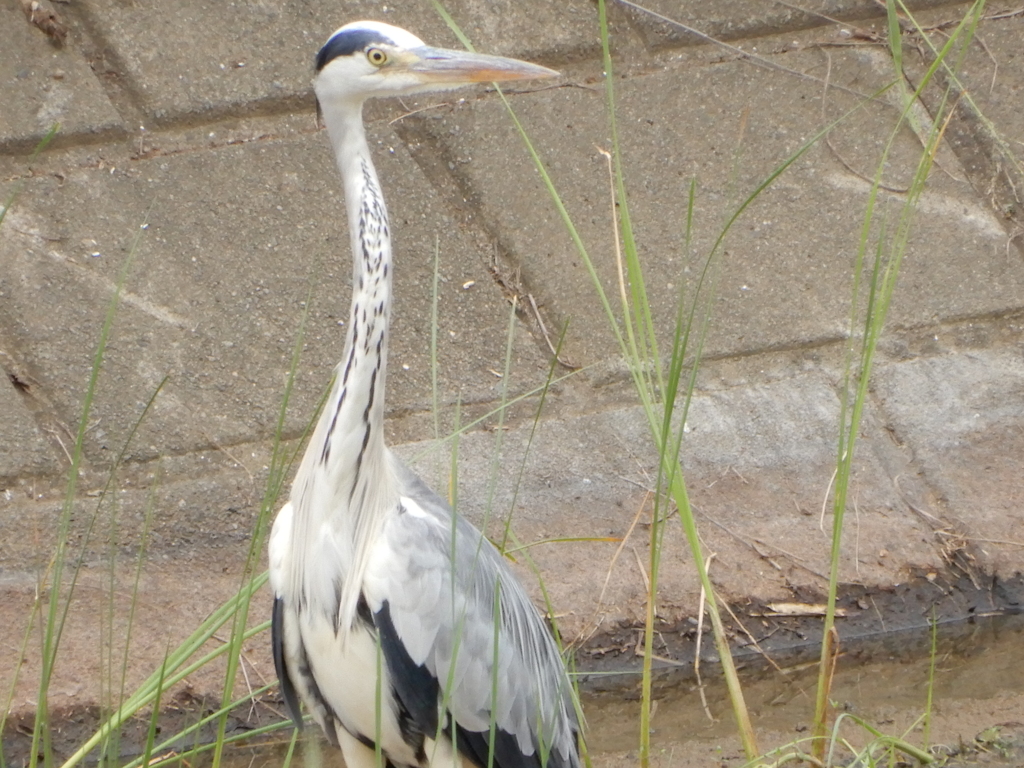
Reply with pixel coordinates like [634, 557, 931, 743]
[313, 20, 558, 106]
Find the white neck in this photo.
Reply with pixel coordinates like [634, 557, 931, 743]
[322, 97, 392, 467]
[289, 96, 396, 632]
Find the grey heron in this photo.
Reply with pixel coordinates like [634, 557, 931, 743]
[268, 20, 581, 768]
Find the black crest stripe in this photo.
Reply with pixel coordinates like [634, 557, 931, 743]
[316, 29, 396, 71]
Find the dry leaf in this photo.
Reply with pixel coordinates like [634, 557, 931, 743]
[764, 602, 847, 618]
[20, 0, 68, 44]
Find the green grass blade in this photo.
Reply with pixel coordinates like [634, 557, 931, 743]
[498, 312, 566, 555]
[210, 262, 317, 768]
[31, 206, 150, 768]
[811, 6, 976, 756]
[139, 654, 168, 768]
[58, 579, 269, 768]
[0, 124, 58, 231]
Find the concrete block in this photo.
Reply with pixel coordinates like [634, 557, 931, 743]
[0, 120, 550, 465]
[400, 369, 944, 635]
[873, 347, 1024, 576]
[0, 370, 60, 481]
[418, 32, 1018, 368]
[76, 0, 596, 123]
[942, 13, 1024, 242]
[961, 16, 1024, 155]
[427, 0, 601, 60]
[618, 0, 963, 49]
[0, 448, 269, 711]
[894, 9, 1024, 255]
[0, 2, 125, 151]
[0, 556, 265, 712]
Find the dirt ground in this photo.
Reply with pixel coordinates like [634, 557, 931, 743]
[4, 584, 1023, 767]
[588, 611, 1024, 766]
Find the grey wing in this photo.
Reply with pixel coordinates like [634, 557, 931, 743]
[363, 454, 580, 768]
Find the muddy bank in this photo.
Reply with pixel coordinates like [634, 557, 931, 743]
[579, 570, 1024, 689]
[4, 571, 1024, 767]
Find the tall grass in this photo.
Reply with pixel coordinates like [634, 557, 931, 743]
[485, 3, 875, 762]
[479, 0, 993, 765]
[0, 160, 308, 768]
[0, 125, 59, 768]
[810, 2, 984, 758]
[29, 207, 152, 768]
[55, 271, 322, 768]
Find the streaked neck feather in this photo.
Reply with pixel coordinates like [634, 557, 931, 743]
[289, 96, 396, 636]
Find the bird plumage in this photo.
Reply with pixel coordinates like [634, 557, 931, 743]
[268, 20, 578, 768]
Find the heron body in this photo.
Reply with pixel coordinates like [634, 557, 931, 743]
[268, 21, 580, 768]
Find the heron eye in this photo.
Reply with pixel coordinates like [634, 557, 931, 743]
[366, 47, 388, 67]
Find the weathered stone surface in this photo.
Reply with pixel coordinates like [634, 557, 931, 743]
[401, 368, 945, 636]
[873, 347, 1024, 577]
[0, 454, 267, 711]
[961, 16, 1024, 154]
[618, 0, 967, 49]
[0, 2, 125, 151]
[424, 33, 1016, 368]
[74, 0, 597, 123]
[0, 557, 266, 712]
[0, 118, 551, 465]
[430, 0, 602, 60]
[941, 14, 1024, 245]
[0, 370, 59, 481]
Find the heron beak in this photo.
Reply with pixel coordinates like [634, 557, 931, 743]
[401, 47, 558, 85]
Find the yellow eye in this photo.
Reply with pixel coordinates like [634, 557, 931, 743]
[366, 47, 388, 67]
